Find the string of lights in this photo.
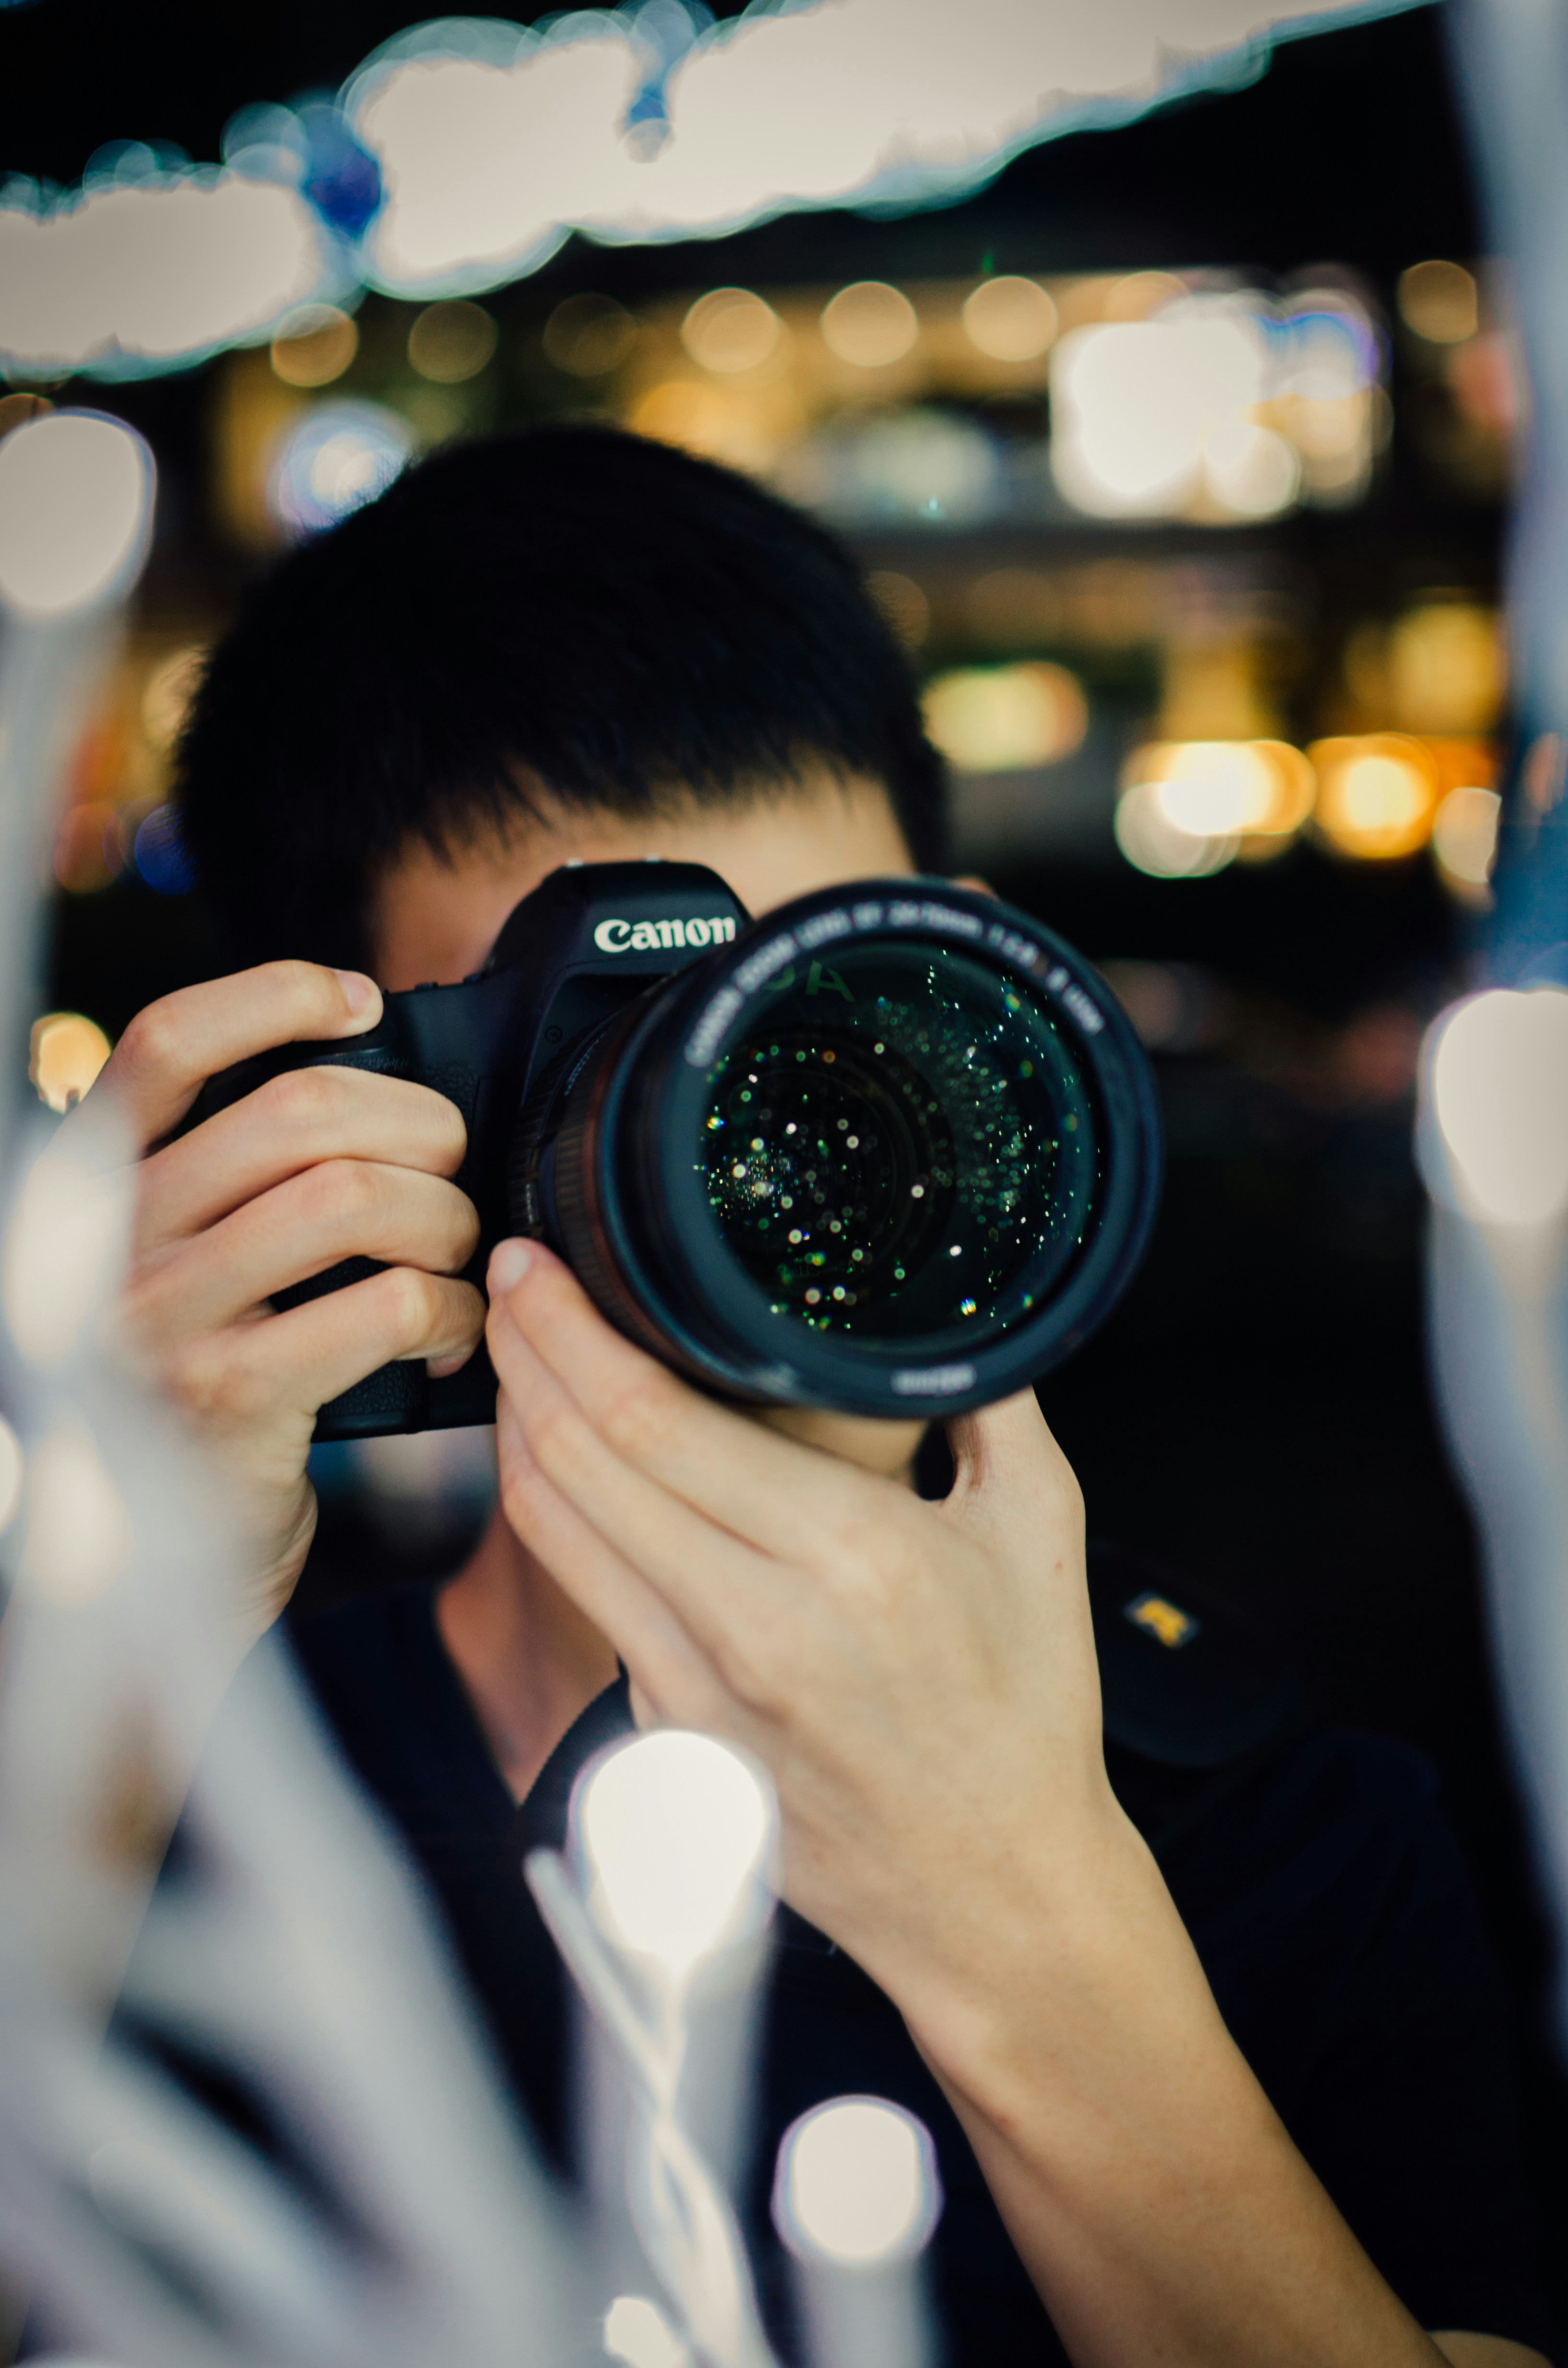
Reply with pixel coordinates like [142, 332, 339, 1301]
[0, 0, 1429, 383]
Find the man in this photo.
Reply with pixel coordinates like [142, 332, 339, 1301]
[101, 427, 1551, 2364]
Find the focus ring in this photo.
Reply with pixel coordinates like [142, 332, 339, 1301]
[546, 1021, 681, 1368]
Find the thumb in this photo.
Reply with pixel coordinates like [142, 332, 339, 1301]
[942, 1388, 1083, 1540]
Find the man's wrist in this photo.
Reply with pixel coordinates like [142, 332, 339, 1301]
[238, 1481, 318, 1641]
[873, 1788, 1190, 2128]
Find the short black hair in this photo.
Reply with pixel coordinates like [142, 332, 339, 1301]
[177, 425, 949, 971]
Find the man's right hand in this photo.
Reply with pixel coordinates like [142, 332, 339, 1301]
[82, 962, 485, 1631]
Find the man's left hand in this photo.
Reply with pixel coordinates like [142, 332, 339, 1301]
[483, 1233, 1124, 2037]
[483, 1237, 1530, 2368]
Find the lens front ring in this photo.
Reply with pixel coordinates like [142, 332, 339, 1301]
[558, 879, 1160, 1419]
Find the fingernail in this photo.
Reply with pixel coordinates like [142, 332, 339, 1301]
[333, 969, 380, 1027]
[489, 1238, 532, 1295]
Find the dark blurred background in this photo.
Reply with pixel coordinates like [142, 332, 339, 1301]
[8, 0, 1560, 2316]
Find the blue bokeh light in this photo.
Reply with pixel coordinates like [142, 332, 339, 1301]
[266, 400, 414, 540]
[134, 804, 194, 896]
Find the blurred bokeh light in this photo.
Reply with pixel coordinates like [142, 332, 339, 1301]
[1432, 783, 1502, 902]
[924, 662, 1088, 772]
[1309, 734, 1437, 860]
[543, 292, 639, 374]
[776, 2097, 938, 2265]
[270, 303, 360, 388]
[28, 1012, 110, 1113]
[266, 399, 414, 538]
[1050, 286, 1377, 521]
[1397, 259, 1480, 344]
[0, 167, 331, 380]
[52, 802, 120, 894]
[407, 298, 498, 382]
[0, 411, 154, 618]
[1052, 302, 1274, 518]
[132, 802, 194, 895]
[1431, 989, 1568, 1225]
[579, 1730, 772, 1974]
[1389, 601, 1504, 733]
[680, 288, 784, 374]
[820, 281, 919, 368]
[1115, 777, 1238, 877]
[961, 274, 1057, 362]
[602, 2294, 686, 2368]
[1115, 740, 1316, 876]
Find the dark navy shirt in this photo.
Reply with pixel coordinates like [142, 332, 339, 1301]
[291, 1581, 1556, 2366]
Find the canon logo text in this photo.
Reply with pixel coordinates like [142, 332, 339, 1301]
[593, 915, 738, 953]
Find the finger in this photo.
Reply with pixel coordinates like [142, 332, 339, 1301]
[487, 1297, 786, 1670]
[487, 1240, 869, 1558]
[129, 1161, 479, 1345]
[93, 963, 382, 1146]
[136, 1065, 468, 1250]
[163, 1269, 486, 1433]
[944, 1388, 1054, 1490]
[494, 1396, 732, 1730]
[942, 1390, 1084, 1548]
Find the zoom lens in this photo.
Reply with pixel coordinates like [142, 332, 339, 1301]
[542, 881, 1159, 1418]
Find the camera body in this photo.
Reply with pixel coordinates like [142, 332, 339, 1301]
[206, 861, 1161, 1440]
[208, 861, 748, 1439]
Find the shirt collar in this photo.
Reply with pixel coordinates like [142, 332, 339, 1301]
[512, 1672, 636, 1861]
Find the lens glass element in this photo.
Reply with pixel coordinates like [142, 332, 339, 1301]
[696, 946, 1098, 1351]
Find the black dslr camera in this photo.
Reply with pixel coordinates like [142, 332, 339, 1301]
[208, 863, 1161, 1439]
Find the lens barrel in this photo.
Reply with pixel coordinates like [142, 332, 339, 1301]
[528, 880, 1159, 1418]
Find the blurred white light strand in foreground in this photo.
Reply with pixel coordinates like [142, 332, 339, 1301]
[4, 0, 1415, 370]
[605, 2292, 692, 2368]
[1427, 988, 1568, 1225]
[773, 2099, 942, 2368]
[18, 1418, 130, 1604]
[580, 1730, 775, 1978]
[777, 2099, 940, 2264]
[0, 416, 588, 2368]
[2, 1120, 131, 1371]
[0, 1413, 24, 1531]
[0, 415, 155, 620]
[1433, 784, 1502, 896]
[527, 1736, 781, 2368]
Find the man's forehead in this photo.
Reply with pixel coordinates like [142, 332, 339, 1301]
[368, 773, 914, 990]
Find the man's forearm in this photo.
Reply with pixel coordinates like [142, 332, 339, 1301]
[903, 1813, 1452, 2368]
[475, 1278, 1539, 2368]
